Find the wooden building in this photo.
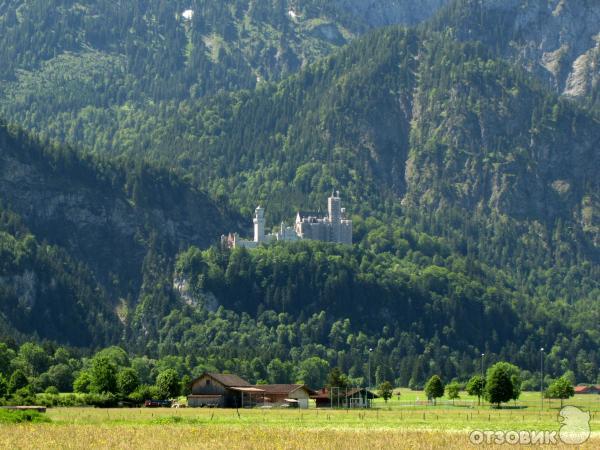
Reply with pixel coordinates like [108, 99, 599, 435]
[187, 373, 265, 408]
[312, 387, 378, 408]
[253, 384, 315, 409]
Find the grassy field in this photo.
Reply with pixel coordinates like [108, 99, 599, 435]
[0, 391, 598, 449]
[376, 389, 600, 410]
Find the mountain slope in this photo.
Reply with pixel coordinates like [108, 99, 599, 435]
[428, 0, 600, 108]
[0, 0, 597, 384]
[0, 0, 448, 144]
[0, 208, 120, 347]
[0, 120, 239, 344]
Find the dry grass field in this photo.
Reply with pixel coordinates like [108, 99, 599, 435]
[5, 424, 598, 450]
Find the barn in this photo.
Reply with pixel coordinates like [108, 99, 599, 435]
[187, 373, 265, 408]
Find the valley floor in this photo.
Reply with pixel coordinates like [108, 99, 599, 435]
[1, 399, 598, 449]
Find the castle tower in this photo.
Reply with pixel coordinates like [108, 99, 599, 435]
[253, 206, 265, 242]
[328, 191, 342, 223]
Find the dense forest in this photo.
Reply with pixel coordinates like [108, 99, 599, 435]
[0, 0, 598, 387]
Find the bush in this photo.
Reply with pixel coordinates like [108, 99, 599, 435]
[9, 386, 36, 406]
[129, 384, 160, 404]
[44, 386, 59, 395]
[73, 371, 92, 393]
[84, 392, 118, 408]
[35, 393, 59, 407]
[56, 393, 89, 407]
[0, 409, 50, 424]
[36, 393, 88, 407]
[0, 374, 7, 399]
[8, 370, 29, 394]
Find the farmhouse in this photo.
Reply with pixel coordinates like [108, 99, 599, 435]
[253, 384, 316, 409]
[312, 387, 379, 408]
[187, 373, 265, 408]
[574, 385, 600, 394]
[187, 373, 316, 409]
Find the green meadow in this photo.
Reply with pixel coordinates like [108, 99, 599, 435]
[0, 390, 597, 449]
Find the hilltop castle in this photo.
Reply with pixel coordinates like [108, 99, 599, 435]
[223, 192, 352, 248]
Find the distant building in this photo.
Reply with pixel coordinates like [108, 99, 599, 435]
[252, 384, 315, 409]
[574, 385, 600, 394]
[311, 387, 378, 408]
[223, 192, 352, 248]
[187, 373, 314, 409]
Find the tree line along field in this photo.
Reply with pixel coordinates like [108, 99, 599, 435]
[0, 390, 598, 449]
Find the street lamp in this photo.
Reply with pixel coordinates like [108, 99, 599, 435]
[367, 348, 373, 409]
[368, 348, 373, 390]
[480, 353, 485, 379]
[540, 347, 544, 411]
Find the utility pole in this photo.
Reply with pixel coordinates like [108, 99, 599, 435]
[540, 347, 544, 411]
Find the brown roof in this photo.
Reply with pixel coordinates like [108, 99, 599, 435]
[194, 372, 251, 387]
[252, 384, 316, 395]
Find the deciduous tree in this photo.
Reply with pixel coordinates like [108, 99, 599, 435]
[466, 375, 486, 406]
[424, 375, 444, 405]
[546, 376, 575, 408]
[156, 369, 180, 399]
[378, 381, 393, 404]
[446, 382, 460, 405]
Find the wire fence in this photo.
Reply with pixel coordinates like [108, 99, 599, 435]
[372, 396, 600, 411]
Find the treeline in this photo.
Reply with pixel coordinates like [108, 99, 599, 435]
[0, 342, 587, 411]
[0, 343, 188, 407]
[170, 239, 599, 386]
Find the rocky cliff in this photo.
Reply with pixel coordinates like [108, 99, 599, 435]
[433, 0, 600, 105]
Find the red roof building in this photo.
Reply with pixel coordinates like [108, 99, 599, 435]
[574, 385, 600, 394]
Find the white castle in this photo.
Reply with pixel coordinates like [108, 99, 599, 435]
[223, 192, 352, 248]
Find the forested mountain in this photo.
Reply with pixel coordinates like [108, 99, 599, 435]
[428, 0, 600, 108]
[0, 1, 598, 386]
[0, 120, 238, 345]
[0, 0, 447, 147]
